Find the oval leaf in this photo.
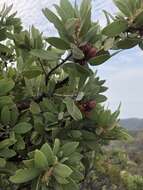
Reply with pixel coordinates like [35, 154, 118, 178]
[40, 143, 55, 165]
[14, 122, 33, 134]
[30, 49, 59, 61]
[116, 38, 140, 49]
[46, 37, 70, 50]
[0, 157, 6, 168]
[53, 139, 60, 155]
[34, 150, 48, 169]
[10, 168, 40, 184]
[22, 67, 42, 79]
[53, 163, 72, 178]
[61, 142, 79, 157]
[1, 106, 10, 125]
[89, 54, 111, 66]
[63, 97, 82, 121]
[134, 11, 143, 27]
[102, 20, 128, 37]
[0, 79, 14, 95]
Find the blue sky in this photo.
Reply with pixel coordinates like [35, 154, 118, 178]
[0, 0, 143, 118]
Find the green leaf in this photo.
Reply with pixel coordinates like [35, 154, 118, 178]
[53, 163, 72, 178]
[46, 37, 70, 50]
[116, 38, 140, 49]
[81, 130, 96, 140]
[53, 139, 61, 155]
[61, 142, 79, 157]
[95, 94, 107, 103]
[71, 44, 85, 60]
[113, 0, 132, 17]
[30, 49, 59, 61]
[42, 8, 65, 36]
[0, 43, 12, 54]
[40, 143, 55, 165]
[34, 150, 48, 169]
[80, 0, 91, 19]
[42, 7, 61, 27]
[34, 119, 44, 134]
[79, 1, 91, 36]
[63, 97, 82, 121]
[65, 18, 79, 36]
[67, 150, 81, 163]
[55, 175, 69, 184]
[14, 135, 25, 150]
[0, 148, 16, 158]
[30, 102, 41, 114]
[44, 112, 57, 124]
[1, 106, 10, 125]
[0, 157, 6, 168]
[89, 54, 111, 66]
[0, 79, 15, 96]
[103, 10, 113, 24]
[0, 138, 16, 149]
[102, 20, 128, 37]
[134, 10, 143, 27]
[0, 96, 13, 109]
[22, 67, 42, 79]
[128, 0, 138, 14]
[60, 0, 75, 19]
[23, 159, 35, 168]
[136, 0, 142, 9]
[14, 122, 33, 134]
[10, 106, 19, 126]
[82, 23, 100, 43]
[0, 28, 7, 41]
[63, 62, 91, 77]
[10, 168, 40, 184]
[54, 4, 67, 22]
[62, 178, 79, 190]
[70, 168, 84, 182]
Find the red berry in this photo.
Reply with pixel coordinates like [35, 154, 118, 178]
[80, 43, 97, 60]
[78, 100, 96, 114]
[88, 100, 96, 109]
[74, 43, 97, 65]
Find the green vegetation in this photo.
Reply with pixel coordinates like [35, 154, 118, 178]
[0, 0, 143, 189]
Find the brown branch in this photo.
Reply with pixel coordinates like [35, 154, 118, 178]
[16, 52, 72, 111]
[45, 52, 72, 85]
[38, 58, 47, 76]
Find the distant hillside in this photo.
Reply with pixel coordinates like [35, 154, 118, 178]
[120, 118, 143, 131]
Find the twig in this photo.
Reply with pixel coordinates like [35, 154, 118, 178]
[38, 58, 48, 86]
[38, 58, 47, 76]
[16, 53, 72, 111]
[45, 52, 72, 85]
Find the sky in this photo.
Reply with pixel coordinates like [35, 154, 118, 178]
[0, 0, 143, 119]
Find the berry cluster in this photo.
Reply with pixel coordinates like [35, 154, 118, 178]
[77, 43, 97, 65]
[78, 100, 96, 117]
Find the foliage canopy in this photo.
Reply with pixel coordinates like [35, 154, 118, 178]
[0, 0, 143, 189]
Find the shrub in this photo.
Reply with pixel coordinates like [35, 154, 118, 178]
[0, 0, 143, 189]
